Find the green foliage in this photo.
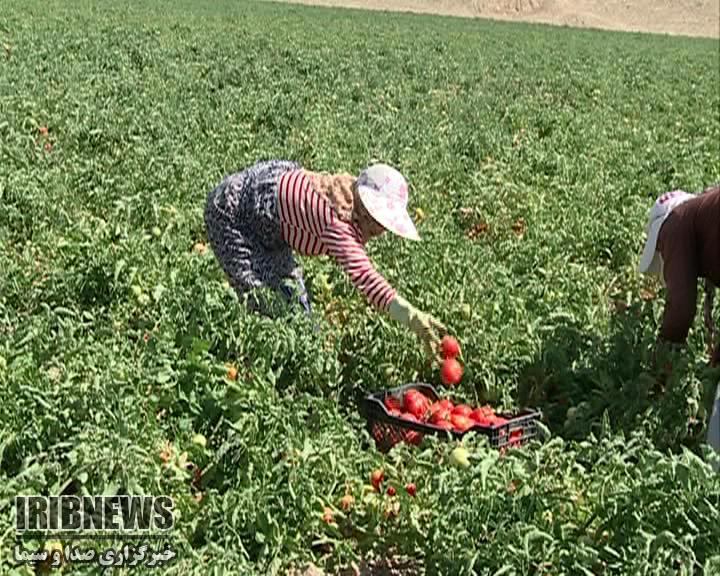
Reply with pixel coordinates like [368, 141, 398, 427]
[0, 0, 719, 573]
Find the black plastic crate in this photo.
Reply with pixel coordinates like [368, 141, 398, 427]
[362, 382, 542, 453]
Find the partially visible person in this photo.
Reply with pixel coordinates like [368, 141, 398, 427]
[638, 184, 719, 363]
[638, 183, 720, 469]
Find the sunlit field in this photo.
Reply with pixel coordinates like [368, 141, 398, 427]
[1, 0, 719, 573]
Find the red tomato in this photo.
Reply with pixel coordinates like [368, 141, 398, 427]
[405, 483, 417, 497]
[441, 335, 461, 359]
[489, 416, 509, 426]
[322, 507, 334, 525]
[386, 486, 397, 496]
[469, 408, 491, 425]
[403, 391, 430, 419]
[400, 413, 424, 445]
[429, 399, 454, 419]
[450, 414, 474, 432]
[384, 396, 402, 413]
[427, 402, 444, 416]
[405, 431, 423, 445]
[433, 419, 454, 431]
[371, 469, 384, 491]
[451, 404, 472, 417]
[441, 358, 463, 386]
[438, 399, 454, 411]
[430, 408, 451, 425]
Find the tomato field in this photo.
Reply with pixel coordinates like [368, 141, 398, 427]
[1, 0, 719, 574]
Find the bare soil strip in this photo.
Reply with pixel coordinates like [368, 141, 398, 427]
[268, 0, 720, 38]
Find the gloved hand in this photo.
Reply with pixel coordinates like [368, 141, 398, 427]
[388, 295, 448, 362]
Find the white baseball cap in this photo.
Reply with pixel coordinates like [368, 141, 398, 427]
[638, 190, 695, 275]
[356, 163, 420, 241]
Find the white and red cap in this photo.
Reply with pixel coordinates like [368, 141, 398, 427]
[638, 189, 695, 275]
[356, 163, 420, 241]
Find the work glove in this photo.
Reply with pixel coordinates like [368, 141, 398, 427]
[388, 295, 448, 362]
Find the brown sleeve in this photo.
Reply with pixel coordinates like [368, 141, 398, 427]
[657, 215, 699, 344]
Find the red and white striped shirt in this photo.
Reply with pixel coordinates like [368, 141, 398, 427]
[277, 170, 397, 311]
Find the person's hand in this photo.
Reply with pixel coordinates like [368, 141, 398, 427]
[651, 336, 682, 395]
[388, 295, 448, 362]
[409, 308, 448, 362]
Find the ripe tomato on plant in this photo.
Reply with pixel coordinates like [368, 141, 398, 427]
[226, 364, 238, 381]
[371, 469, 384, 491]
[322, 507, 334, 525]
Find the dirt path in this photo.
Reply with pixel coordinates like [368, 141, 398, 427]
[269, 0, 720, 38]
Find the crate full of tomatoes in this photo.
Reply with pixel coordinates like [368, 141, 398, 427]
[362, 383, 542, 453]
